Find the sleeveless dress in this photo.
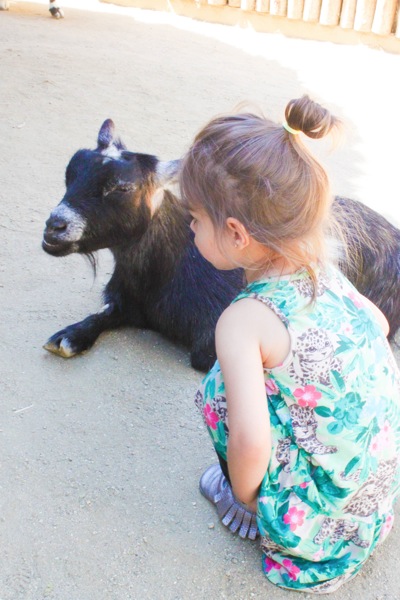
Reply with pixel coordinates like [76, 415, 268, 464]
[195, 265, 400, 594]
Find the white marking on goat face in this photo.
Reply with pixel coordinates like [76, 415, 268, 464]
[150, 188, 165, 215]
[49, 204, 87, 242]
[101, 145, 122, 160]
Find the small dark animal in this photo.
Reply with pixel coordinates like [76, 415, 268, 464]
[42, 120, 400, 371]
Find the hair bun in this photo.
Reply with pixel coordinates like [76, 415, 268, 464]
[284, 95, 340, 139]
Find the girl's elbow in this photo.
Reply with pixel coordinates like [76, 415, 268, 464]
[230, 434, 270, 462]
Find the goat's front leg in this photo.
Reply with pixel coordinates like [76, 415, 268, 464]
[43, 301, 129, 358]
[190, 329, 217, 372]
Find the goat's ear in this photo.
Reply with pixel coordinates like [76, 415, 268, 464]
[97, 119, 127, 152]
[155, 159, 181, 185]
[97, 119, 115, 149]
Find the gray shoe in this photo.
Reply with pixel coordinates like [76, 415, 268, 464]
[199, 463, 259, 540]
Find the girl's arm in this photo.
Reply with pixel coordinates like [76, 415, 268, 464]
[215, 298, 288, 511]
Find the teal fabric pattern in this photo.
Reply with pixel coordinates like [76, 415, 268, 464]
[195, 266, 400, 594]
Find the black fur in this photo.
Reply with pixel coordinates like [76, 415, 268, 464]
[42, 120, 400, 371]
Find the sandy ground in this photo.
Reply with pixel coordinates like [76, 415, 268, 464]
[1, 2, 400, 599]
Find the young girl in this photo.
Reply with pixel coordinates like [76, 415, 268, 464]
[180, 96, 400, 594]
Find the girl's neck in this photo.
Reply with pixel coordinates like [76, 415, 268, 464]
[244, 257, 301, 283]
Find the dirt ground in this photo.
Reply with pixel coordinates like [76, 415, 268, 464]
[1, 2, 400, 599]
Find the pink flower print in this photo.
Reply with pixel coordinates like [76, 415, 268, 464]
[283, 506, 305, 531]
[299, 481, 310, 489]
[264, 556, 281, 572]
[382, 421, 393, 445]
[370, 421, 395, 456]
[265, 378, 279, 395]
[312, 548, 325, 561]
[379, 513, 394, 543]
[293, 385, 321, 408]
[384, 513, 394, 531]
[342, 323, 353, 336]
[203, 404, 219, 430]
[370, 435, 381, 455]
[348, 291, 364, 309]
[282, 558, 301, 580]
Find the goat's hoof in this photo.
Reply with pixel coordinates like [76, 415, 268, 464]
[44, 336, 77, 358]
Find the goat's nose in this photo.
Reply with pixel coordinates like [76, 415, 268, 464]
[45, 215, 68, 233]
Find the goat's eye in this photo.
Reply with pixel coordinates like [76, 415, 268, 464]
[104, 183, 135, 197]
[115, 184, 133, 193]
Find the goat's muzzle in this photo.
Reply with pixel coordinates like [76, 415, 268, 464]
[42, 203, 86, 256]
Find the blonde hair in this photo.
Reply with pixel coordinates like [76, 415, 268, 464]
[180, 95, 342, 290]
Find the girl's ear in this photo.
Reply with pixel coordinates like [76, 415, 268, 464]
[225, 217, 251, 249]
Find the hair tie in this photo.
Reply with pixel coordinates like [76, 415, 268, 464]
[283, 122, 301, 135]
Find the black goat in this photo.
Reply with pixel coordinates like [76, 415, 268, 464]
[42, 119, 400, 371]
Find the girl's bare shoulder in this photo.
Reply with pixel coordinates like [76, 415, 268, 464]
[216, 298, 290, 368]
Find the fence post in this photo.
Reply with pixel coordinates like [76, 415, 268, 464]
[319, 0, 342, 25]
[340, 0, 357, 28]
[303, 0, 322, 21]
[241, 0, 256, 9]
[354, 0, 377, 31]
[371, 0, 397, 35]
[287, 0, 304, 18]
[270, 0, 288, 15]
[256, 0, 270, 10]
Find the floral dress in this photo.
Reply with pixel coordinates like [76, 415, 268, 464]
[195, 265, 400, 594]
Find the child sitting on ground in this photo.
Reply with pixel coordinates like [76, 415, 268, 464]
[179, 95, 400, 593]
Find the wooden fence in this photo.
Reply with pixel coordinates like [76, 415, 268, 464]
[203, 0, 400, 37]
